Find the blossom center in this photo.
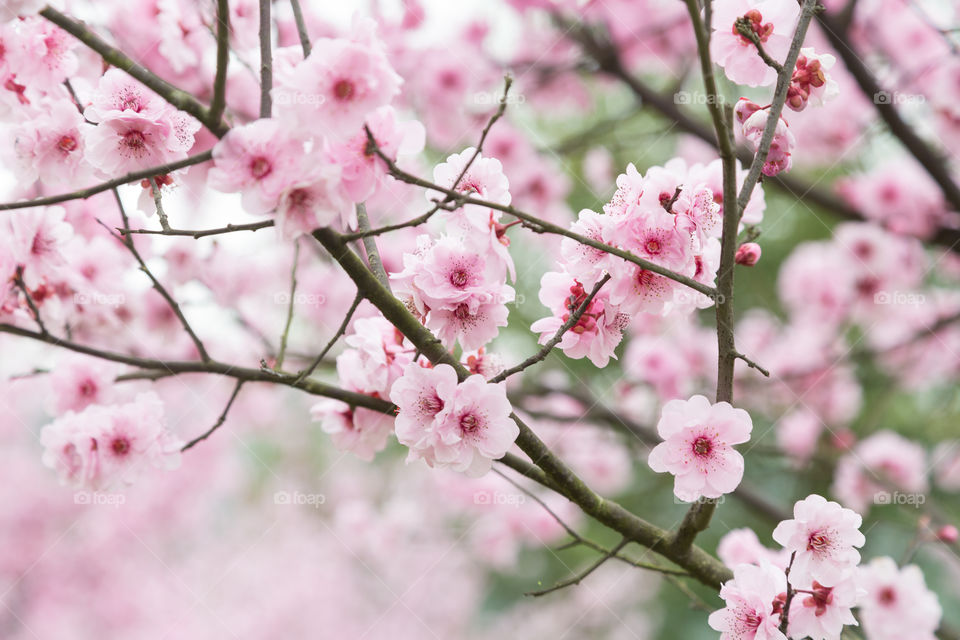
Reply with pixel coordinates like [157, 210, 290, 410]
[877, 586, 897, 606]
[420, 394, 444, 416]
[57, 135, 77, 152]
[692, 435, 713, 457]
[121, 130, 146, 150]
[250, 156, 272, 179]
[460, 413, 481, 434]
[449, 268, 470, 288]
[807, 531, 830, 552]
[111, 437, 131, 456]
[333, 79, 356, 101]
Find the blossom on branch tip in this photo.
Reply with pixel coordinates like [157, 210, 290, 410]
[646, 394, 752, 501]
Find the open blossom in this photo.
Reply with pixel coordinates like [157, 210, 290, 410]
[857, 557, 942, 640]
[531, 272, 629, 368]
[208, 118, 306, 214]
[831, 430, 928, 513]
[390, 365, 518, 477]
[12, 100, 93, 186]
[336, 316, 414, 398]
[718, 528, 791, 569]
[787, 48, 838, 112]
[711, 0, 800, 87]
[309, 399, 395, 462]
[787, 575, 862, 640]
[6, 205, 73, 286]
[708, 561, 787, 640]
[647, 394, 752, 501]
[736, 99, 796, 176]
[6, 17, 78, 92]
[431, 146, 511, 235]
[273, 22, 402, 138]
[39, 392, 183, 491]
[274, 159, 346, 239]
[49, 355, 118, 414]
[772, 494, 865, 587]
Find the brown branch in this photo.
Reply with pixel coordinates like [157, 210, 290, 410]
[208, 0, 230, 125]
[258, 0, 272, 118]
[12, 267, 48, 335]
[39, 7, 228, 137]
[181, 380, 244, 451]
[526, 538, 629, 596]
[355, 203, 391, 292]
[121, 220, 275, 239]
[289, 0, 312, 56]
[0, 151, 213, 211]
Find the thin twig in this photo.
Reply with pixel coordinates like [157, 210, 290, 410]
[149, 177, 171, 231]
[735, 351, 770, 377]
[121, 220, 275, 239]
[736, 18, 785, 72]
[526, 539, 629, 597]
[181, 380, 245, 451]
[289, 0, 312, 56]
[294, 291, 364, 385]
[275, 240, 300, 370]
[108, 189, 211, 362]
[12, 267, 48, 335]
[490, 274, 611, 383]
[0, 152, 213, 211]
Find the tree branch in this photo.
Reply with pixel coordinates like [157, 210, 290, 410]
[181, 380, 244, 451]
[208, 0, 231, 125]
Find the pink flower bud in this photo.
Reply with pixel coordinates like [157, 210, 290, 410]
[937, 525, 958, 544]
[735, 242, 762, 266]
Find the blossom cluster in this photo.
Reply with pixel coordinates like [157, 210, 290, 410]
[711, 494, 941, 640]
[390, 363, 519, 477]
[39, 392, 183, 491]
[532, 158, 758, 366]
[391, 147, 516, 352]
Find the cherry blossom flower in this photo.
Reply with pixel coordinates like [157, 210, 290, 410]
[831, 430, 928, 513]
[84, 113, 179, 175]
[5, 205, 73, 286]
[711, 0, 800, 87]
[309, 398, 395, 462]
[430, 146, 511, 234]
[391, 366, 518, 477]
[647, 394, 752, 501]
[772, 494, 865, 587]
[531, 271, 629, 367]
[787, 48, 838, 112]
[736, 99, 796, 176]
[273, 23, 402, 139]
[39, 392, 182, 491]
[857, 557, 942, 640]
[787, 575, 862, 640]
[12, 99, 93, 186]
[718, 528, 790, 569]
[708, 561, 787, 640]
[208, 118, 307, 214]
[274, 160, 346, 239]
[7, 17, 78, 92]
[48, 355, 118, 415]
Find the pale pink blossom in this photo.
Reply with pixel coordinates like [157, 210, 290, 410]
[39, 392, 182, 491]
[737, 99, 796, 176]
[48, 355, 118, 415]
[531, 271, 628, 367]
[787, 576, 862, 640]
[5, 205, 73, 286]
[274, 160, 347, 239]
[708, 561, 787, 640]
[12, 100, 93, 186]
[7, 17, 78, 92]
[857, 557, 942, 640]
[390, 363, 458, 449]
[309, 398, 395, 462]
[711, 0, 800, 87]
[831, 430, 928, 513]
[208, 118, 306, 214]
[273, 24, 402, 138]
[718, 528, 790, 569]
[647, 394, 752, 501]
[772, 494, 865, 587]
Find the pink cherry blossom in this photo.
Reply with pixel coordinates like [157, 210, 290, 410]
[708, 561, 787, 640]
[208, 118, 307, 214]
[84, 112, 180, 175]
[6, 17, 78, 92]
[718, 528, 790, 569]
[647, 394, 752, 501]
[309, 398, 395, 462]
[711, 0, 800, 87]
[430, 146, 512, 234]
[772, 494, 865, 587]
[39, 392, 182, 491]
[274, 159, 347, 239]
[12, 99, 93, 186]
[787, 48, 838, 112]
[273, 23, 402, 139]
[736, 242, 762, 266]
[787, 576, 862, 640]
[48, 355, 118, 414]
[390, 366, 518, 477]
[831, 430, 928, 513]
[736, 99, 796, 176]
[531, 271, 629, 367]
[5, 205, 73, 286]
[857, 557, 942, 640]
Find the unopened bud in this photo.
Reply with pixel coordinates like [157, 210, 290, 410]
[735, 242, 762, 266]
[937, 524, 958, 544]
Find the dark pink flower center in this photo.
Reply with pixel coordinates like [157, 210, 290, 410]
[420, 394, 443, 416]
[250, 156, 272, 179]
[692, 436, 713, 457]
[121, 130, 146, 150]
[802, 582, 834, 617]
[449, 269, 470, 288]
[460, 413, 481, 434]
[111, 437, 131, 456]
[807, 531, 830, 552]
[58, 135, 77, 152]
[333, 79, 355, 101]
[877, 586, 897, 606]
